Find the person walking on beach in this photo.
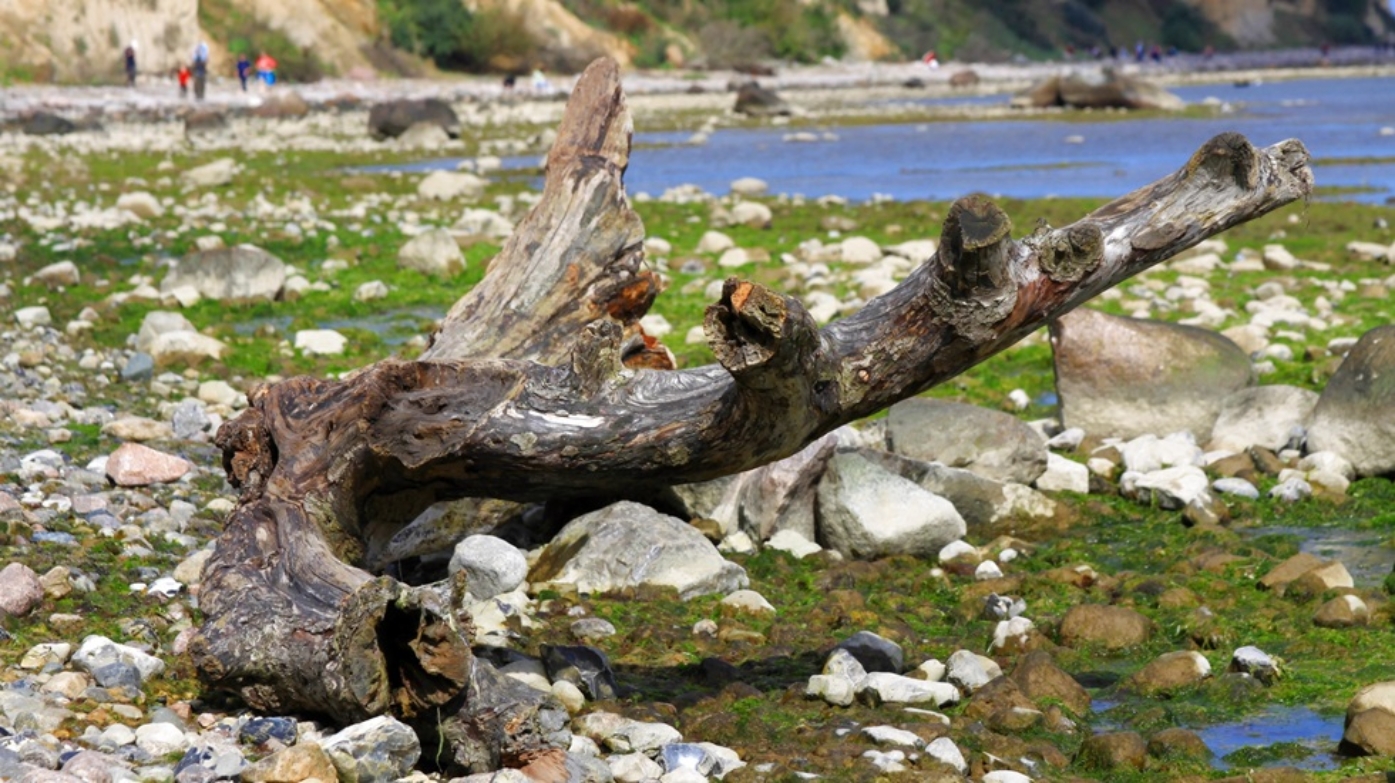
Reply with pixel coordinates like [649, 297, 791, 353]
[236, 53, 251, 92]
[177, 63, 191, 97]
[123, 43, 137, 87]
[192, 40, 210, 100]
[255, 51, 277, 93]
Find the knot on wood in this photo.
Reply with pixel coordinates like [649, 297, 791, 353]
[940, 195, 1013, 297]
[570, 320, 624, 397]
[1186, 132, 1257, 191]
[705, 279, 789, 373]
[1036, 222, 1103, 283]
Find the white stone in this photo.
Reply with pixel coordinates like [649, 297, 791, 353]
[925, 736, 967, 773]
[766, 529, 822, 558]
[697, 230, 735, 254]
[840, 236, 882, 264]
[418, 170, 486, 201]
[992, 616, 1036, 652]
[1132, 465, 1211, 510]
[294, 329, 348, 356]
[354, 280, 390, 302]
[862, 725, 923, 748]
[135, 723, 189, 756]
[806, 673, 857, 706]
[15, 306, 52, 328]
[398, 228, 465, 277]
[858, 672, 959, 706]
[938, 540, 978, 564]
[117, 191, 163, 219]
[721, 589, 776, 615]
[1035, 452, 1090, 493]
[609, 752, 663, 783]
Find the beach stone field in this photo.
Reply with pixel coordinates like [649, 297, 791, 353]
[2, 58, 1395, 783]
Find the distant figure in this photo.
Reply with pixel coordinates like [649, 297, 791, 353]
[123, 43, 137, 87]
[255, 51, 277, 92]
[236, 53, 251, 92]
[192, 41, 210, 100]
[1134, 40, 1145, 62]
[921, 50, 939, 68]
[177, 64, 192, 97]
[531, 67, 551, 93]
[502, 73, 516, 90]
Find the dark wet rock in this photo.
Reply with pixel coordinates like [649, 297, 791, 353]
[1050, 308, 1252, 441]
[833, 630, 904, 674]
[368, 98, 460, 140]
[240, 716, 298, 746]
[1013, 69, 1183, 110]
[90, 661, 141, 690]
[1010, 651, 1090, 716]
[886, 398, 1047, 484]
[816, 451, 965, 559]
[541, 644, 619, 701]
[733, 82, 790, 116]
[1147, 727, 1212, 760]
[1058, 604, 1152, 651]
[1307, 325, 1395, 476]
[1122, 650, 1211, 697]
[22, 113, 77, 136]
[1076, 730, 1147, 771]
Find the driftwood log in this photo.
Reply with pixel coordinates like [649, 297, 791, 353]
[190, 57, 1313, 772]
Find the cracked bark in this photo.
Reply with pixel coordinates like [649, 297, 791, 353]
[190, 57, 1313, 772]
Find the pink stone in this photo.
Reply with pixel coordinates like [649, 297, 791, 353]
[0, 562, 44, 617]
[105, 443, 192, 487]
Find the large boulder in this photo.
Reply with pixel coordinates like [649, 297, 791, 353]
[161, 245, 287, 303]
[529, 501, 748, 599]
[1208, 385, 1318, 453]
[1013, 69, 1184, 110]
[368, 99, 460, 140]
[1343, 681, 1395, 756]
[1050, 308, 1253, 441]
[249, 91, 310, 119]
[1307, 325, 1395, 477]
[886, 398, 1047, 485]
[815, 451, 966, 559]
[855, 449, 1055, 530]
[22, 112, 77, 135]
[733, 82, 791, 117]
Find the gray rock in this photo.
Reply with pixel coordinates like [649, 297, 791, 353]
[180, 158, 237, 188]
[806, 674, 858, 706]
[834, 631, 903, 674]
[449, 534, 528, 601]
[886, 399, 1047, 484]
[736, 431, 838, 542]
[397, 228, 465, 277]
[72, 635, 165, 682]
[529, 501, 748, 600]
[1209, 385, 1319, 453]
[120, 352, 154, 382]
[1051, 308, 1252, 441]
[733, 82, 790, 116]
[171, 399, 213, 442]
[541, 644, 619, 701]
[857, 672, 960, 707]
[1129, 466, 1211, 510]
[816, 451, 965, 559]
[1212, 477, 1260, 499]
[368, 98, 460, 140]
[1307, 325, 1395, 476]
[855, 449, 1055, 529]
[321, 715, 421, 783]
[160, 245, 286, 303]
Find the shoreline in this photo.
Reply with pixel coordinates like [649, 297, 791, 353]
[2, 46, 1393, 124]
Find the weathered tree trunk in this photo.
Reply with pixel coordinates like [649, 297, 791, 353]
[191, 57, 1313, 772]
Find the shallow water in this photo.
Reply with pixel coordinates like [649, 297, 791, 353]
[1195, 705, 1343, 770]
[380, 74, 1395, 204]
[1250, 525, 1395, 587]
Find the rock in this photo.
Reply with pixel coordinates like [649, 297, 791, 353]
[398, 228, 465, 277]
[0, 563, 43, 617]
[735, 431, 839, 542]
[576, 712, 682, 754]
[453, 208, 515, 239]
[1258, 553, 1327, 593]
[241, 743, 337, 782]
[858, 672, 959, 707]
[1077, 731, 1147, 771]
[148, 331, 228, 366]
[369, 98, 460, 140]
[1209, 385, 1319, 452]
[835, 630, 903, 673]
[117, 191, 163, 220]
[1124, 650, 1211, 696]
[610, 752, 663, 782]
[1147, 727, 1212, 761]
[34, 261, 79, 287]
[733, 82, 790, 116]
[105, 443, 191, 486]
[161, 245, 286, 303]
[1051, 308, 1253, 440]
[815, 451, 966, 559]
[529, 501, 748, 599]
[183, 109, 229, 136]
[14, 306, 52, 328]
[249, 91, 310, 119]
[542, 644, 619, 701]
[450, 535, 528, 601]
[135, 722, 189, 756]
[1347, 240, 1393, 262]
[1036, 452, 1090, 493]
[293, 329, 348, 356]
[1307, 325, 1395, 476]
[945, 649, 1000, 694]
[1011, 651, 1090, 715]
[73, 635, 166, 681]
[925, 737, 967, 773]
[1059, 604, 1152, 651]
[729, 201, 772, 228]
[857, 449, 1056, 529]
[321, 715, 420, 783]
[696, 230, 735, 254]
[766, 529, 822, 558]
[886, 398, 1047, 484]
[1262, 244, 1303, 270]
[721, 589, 775, 615]
[806, 674, 857, 706]
[839, 236, 882, 264]
[1315, 594, 1369, 628]
[730, 177, 768, 197]
[418, 170, 486, 201]
[1015, 69, 1183, 110]
[181, 158, 238, 188]
[22, 112, 77, 135]
[1130, 465, 1211, 510]
[136, 311, 196, 352]
[1344, 682, 1395, 756]
[1229, 645, 1282, 684]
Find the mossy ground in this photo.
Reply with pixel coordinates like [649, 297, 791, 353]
[1, 112, 1394, 779]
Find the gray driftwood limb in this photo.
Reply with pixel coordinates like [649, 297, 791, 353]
[191, 56, 1313, 773]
